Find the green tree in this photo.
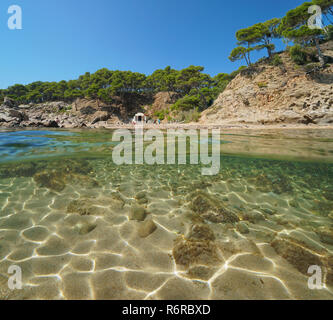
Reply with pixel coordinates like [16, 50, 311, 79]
[260, 18, 281, 58]
[235, 25, 265, 64]
[146, 66, 178, 95]
[229, 46, 254, 66]
[278, 2, 326, 65]
[312, 0, 333, 24]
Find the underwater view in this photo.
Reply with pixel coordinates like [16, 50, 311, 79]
[0, 128, 333, 300]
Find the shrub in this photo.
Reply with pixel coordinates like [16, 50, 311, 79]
[185, 109, 200, 123]
[289, 45, 307, 65]
[171, 95, 201, 112]
[257, 82, 268, 88]
[270, 54, 283, 66]
[154, 110, 166, 120]
[304, 62, 321, 73]
[173, 109, 200, 123]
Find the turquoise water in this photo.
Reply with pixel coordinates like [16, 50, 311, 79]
[0, 128, 333, 300]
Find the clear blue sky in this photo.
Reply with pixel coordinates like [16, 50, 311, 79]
[0, 0, 306, 89]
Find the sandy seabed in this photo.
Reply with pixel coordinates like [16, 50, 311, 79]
[0, 128, 333, 300]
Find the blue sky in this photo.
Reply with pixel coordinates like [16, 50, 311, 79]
[0, 0, 306, 89]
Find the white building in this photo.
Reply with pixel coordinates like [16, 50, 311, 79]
[132, 113, 147, 125]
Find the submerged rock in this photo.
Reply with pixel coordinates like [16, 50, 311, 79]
[109, 193, 125, 210]
[138, 219, 157, 238]
[189, 191, 239, 224]
[187, 265, 217, 281]
[135, 191, 148, 204]
[236, 222, 250, 234]
[0, 162, 40, 179]
[316, 227, 333, 245]
[323, 190, 333, 201]
[270, 236, 333, 284]
[34, 170, 66, 192]
[135, 191, 147, 200]
[75, 222, 97, 235]
[67, 199, 105, 216]
[187, 224, 216, 241]
[32, 159, 97, 192]
[249, 173, 293, 195]
[241, 211, 265, 223]
[173, 224, 221, 268]
[172, 237, 222, 268]
[129, 206, 147, 221]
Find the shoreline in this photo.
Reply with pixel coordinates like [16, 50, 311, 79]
[1, 123, 333, 131]
[101, 123, 333, 130]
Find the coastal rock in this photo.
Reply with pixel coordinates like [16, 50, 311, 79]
[91, 111, 110, 124]
[200, 42, 333, 126]
[44, 120, 59, 128]
[2, 97, 17, 108]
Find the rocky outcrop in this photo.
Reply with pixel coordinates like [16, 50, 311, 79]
[0, 96, 148, 129]
[201, 41, 333, 126]
[144, 92, 181, 118]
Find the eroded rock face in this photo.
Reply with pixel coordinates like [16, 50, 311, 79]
[3, 97, 17, 108]
[200, 41, 333, 126]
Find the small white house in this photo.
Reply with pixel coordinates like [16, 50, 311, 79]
[132, 113, 146, 125]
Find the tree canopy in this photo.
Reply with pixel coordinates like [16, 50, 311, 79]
[229, 0, 332, 67]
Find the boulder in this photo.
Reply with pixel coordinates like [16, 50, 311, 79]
[91, 111, 110, 124]
[2, 97, 17, 108]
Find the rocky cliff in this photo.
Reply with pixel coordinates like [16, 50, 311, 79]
[201, 41, 333, 126]
[0, 93, 153, 128]
[0, 91, 181, 128]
